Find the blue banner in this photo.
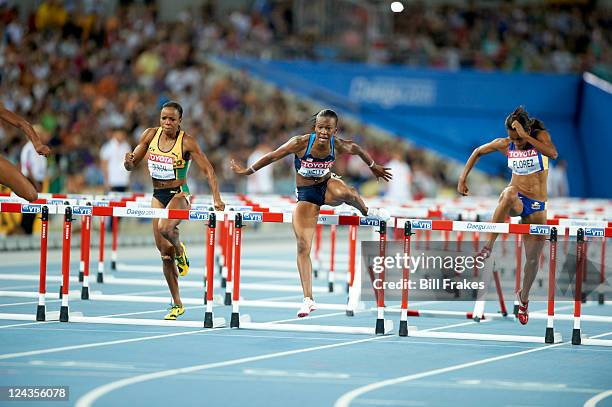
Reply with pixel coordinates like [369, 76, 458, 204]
[578, 75, 612, 198]
[221, 58, 596, 196]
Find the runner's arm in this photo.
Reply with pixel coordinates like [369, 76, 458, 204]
[124, 128, 155, 171]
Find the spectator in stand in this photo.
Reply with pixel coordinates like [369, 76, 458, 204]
[1, 0, 606, 198]
[547, 159, 570, 198]
[246, 141, 274, 195]
[100, 127, 132, 194]
[385, 149, 412, 203]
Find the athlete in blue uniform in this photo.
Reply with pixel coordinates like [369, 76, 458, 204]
[458, 106, 558, 324]
[231, 109, 392, 317]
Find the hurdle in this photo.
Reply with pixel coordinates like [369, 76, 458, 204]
[599, 237, 606, 304]
[0, 198, 609, 340]
[386, 219, 510, 322]
[394, 220, 563, 343]
[572, 228, 612, 347]
[110, 198, 353, 283]
[392, 219, 612, 345]
[0, 203, 227, 329]
[229, 213, 394, 335]
[35, 206, 49, 321]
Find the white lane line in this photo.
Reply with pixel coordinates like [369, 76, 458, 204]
[73, 317, 483, 407]
[0, 320, 59, 329]
[333, 330, 612, 407]
[0, 291, 349, 357]
[74, 335, 390, 407]
[0, 284, 38, 290]
[0, 329, 214, 361]
[584, 390, 612, 407]
[0, 288, 180, 329]
[242, 368, 351, 380]
[0, 287, 176, 310]
[0, 300, 57, 308]
[422, 321, 483, 331]
[353, 399, 426, 406]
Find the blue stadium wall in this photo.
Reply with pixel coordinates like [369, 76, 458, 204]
[220, 58, 610, 197]
[578, 77, 612, 199]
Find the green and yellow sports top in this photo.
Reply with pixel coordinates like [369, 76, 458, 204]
[147, 127, 191, 182]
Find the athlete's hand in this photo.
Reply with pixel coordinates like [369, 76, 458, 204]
[511, 120, 528, 138]
[457, 178, 469, 196]
[124, 152, 135, 171]
[230, 159, 249, 176]
[34, 143, 51, 157]
[371, 164, 392, 182]
[214, 199, 225, 211]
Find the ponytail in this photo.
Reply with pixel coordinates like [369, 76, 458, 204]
[505, 106, 545, 134]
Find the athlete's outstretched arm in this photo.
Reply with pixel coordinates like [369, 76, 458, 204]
[334, 137, 392, 182]
[0, 105, 50, 156]
[458, 138, 508, 196]
[183, 135, 225, 211]
[511, 121, 558, 159]
[231, 135, 307, 176]
[124, 128, 155, 171]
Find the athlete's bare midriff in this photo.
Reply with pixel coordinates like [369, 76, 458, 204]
[509, 171, 548, 201]
[152, 178, 187, 190]
[503, 141, 548, 201]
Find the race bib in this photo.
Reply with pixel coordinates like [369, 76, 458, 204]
[507, 149, 543, 175]
[297, 159, 333, 178]
[148, 153, 175, 180]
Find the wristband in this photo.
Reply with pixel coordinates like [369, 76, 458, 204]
[369, 161, 375, 168]
[248, 166, 257, 174]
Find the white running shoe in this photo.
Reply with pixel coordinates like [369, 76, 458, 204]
[367, 208, 391, 221]
[297, 297, 317, 318]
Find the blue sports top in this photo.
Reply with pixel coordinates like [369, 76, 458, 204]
[294, 133, 335, 179]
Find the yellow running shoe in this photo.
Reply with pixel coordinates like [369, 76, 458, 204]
[164, 304, 185, 320]
[175, 242, 190, 276]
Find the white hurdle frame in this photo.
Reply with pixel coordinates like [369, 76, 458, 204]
[0, 199, 609, 341]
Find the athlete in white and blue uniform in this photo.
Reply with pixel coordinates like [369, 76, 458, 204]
[507, 139, 548, 217]
[458, 106, 558, 325]
[231, 109, 392, 317]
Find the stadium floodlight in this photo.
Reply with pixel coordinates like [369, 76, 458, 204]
[391, 1, 404, 13]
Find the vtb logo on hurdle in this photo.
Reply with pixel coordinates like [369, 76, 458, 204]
[529, 225, 551, 235]
[585, 228, 604, 237]
[189, 210, 209, 221]
[242, 213, 263, 222]
[360, 218, 380, 226]
[21, 204, 42, 214]
[72, 206, 93, 216]
[411, 220, 432, 230]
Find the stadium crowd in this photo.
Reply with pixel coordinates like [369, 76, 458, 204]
[0, 0, 584, 201]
